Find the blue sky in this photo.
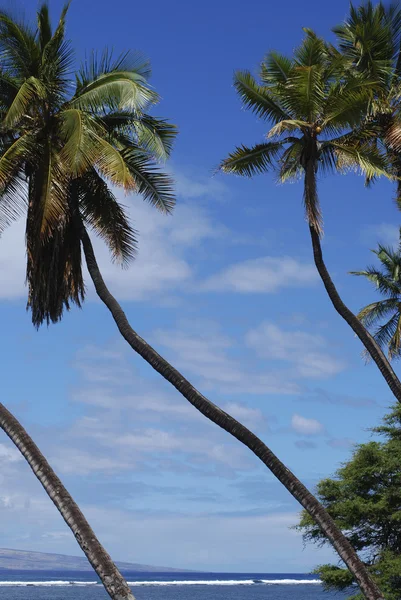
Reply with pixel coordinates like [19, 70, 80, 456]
[0, 0, 399, 573]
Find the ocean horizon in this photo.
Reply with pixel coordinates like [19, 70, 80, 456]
[0, 570, 350, 599]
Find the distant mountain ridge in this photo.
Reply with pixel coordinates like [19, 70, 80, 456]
[0, 549, 189, 572]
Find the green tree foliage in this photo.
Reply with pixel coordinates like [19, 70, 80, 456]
[0, 2, 177, 327]
[219, 28, 390, 236]
[351, 240, 401, 360]
[332, 1, 401, 204]
[297, 404, 401, 599]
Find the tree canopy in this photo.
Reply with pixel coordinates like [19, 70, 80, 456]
[0, 2, 177, 326]
[351, 240, 401, 360]
[297, 404, 401, 600]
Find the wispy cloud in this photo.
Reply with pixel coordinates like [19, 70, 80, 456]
[173, 167, 228, 201]
[0, 168, 226, 303]
[291, 414, 324, 436]
[294, 440, 318, 450]
[245, 321, 346, 379]
[301, 388, 377, 408]
[327, 437, 354, 449]
[201, 256, 318, 294]
[152, 323, 300, 395]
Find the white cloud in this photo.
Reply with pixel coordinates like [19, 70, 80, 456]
[0, 485, 338, 571]
[0, 443, 23, 463]
[173, 168, 228, 201]
[0, 218, 26, 299]
[0, 168, 226, 303]
[52, 449, 135, 475]
[245, 321, 345, 379]
[153, 325, 299, 395]
[201, 256, 318, 294]
[221, 402, 266, 429]
[87, 200, 192, 301]
[291, 414, 324, 436]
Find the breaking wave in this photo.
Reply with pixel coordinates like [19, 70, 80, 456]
[0, 578, 322, 587]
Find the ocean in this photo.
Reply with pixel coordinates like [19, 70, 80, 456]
[0, 571, 351, 599]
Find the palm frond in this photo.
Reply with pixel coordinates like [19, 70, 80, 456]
[356, 299, 400, 328]
[70, 70, 158, 113]
[76, 169, 137, 264]
[37, 3, 52, 50]
[92, 134, 135, 190]
[317, 144, 337, 176]
[267, 119, 309, 138]
[76, 49, 151, 90]
[31, 142, 68, 237]
[0, 11, 40, 78]
[58, 109, 101, 177]
[0, 71, 19, 108]
[350, 266, 401, 296]
[219, 142, 282, 177]
[285, 64, 325, 122]
[384, 118, 401, 151]
[26, 209, 84, 328]
[121, 146, 175, 212]
[233, 71, 290, 122]
[294, 29, 327, 68]
[333, 1, 398, 86]
[278, 138, 304, 182]
[323, 80, 375, 130]
[375, 244, 401, 277]
[0, 171, 27, 233]
[0, 133, 36, 188]
[261, 51, 292, 84]
[3, 76, 46, 128]
[104, 112, 178, 160]
[389, 312, 401, 358]
[40, 2, 73, 95]
[133, 116, 177, 160]
[327, 141, 391, 180]
[373, 312, 400, 357]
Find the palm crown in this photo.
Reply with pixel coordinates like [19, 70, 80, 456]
[351, 241, 401, 360]
[0, 3, 177, 326]
[333, 2, 401, 197]
[219, 28, 390, 236]
[334, 1, 401, 89]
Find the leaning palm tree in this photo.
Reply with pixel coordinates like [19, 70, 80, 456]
[0, 3, 177, 599]
[333, 3, 401, 373]
[0, 6, 384, 599]
[351, 241, 401, 360]
[0, 403, 135, 600]
[219, 28, 401, 405]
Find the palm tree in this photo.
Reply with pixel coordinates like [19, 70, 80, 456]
[218, 28, 401, 405]
[0, 6, 384, 599]
[351, 241, 401, 360]
[0, 402, 135, 600]
[333, 2, 401, 368]
[333, 1, 401, 204]
[82, 232, 384, 600]
[0, 3, 177, 598]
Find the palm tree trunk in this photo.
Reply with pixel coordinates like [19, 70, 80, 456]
[80, 226, 383, 600]
[309, 224, 401, 403]
[0, 402, 135, 600]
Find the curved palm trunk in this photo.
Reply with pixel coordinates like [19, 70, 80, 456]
[0, 402, 134, 600]
[309, 225, 401, 403]
[81, 227, 383, 600]
[302, 153, 401, 403]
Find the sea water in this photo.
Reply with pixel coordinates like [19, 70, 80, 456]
[0, 571, 351, 599]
